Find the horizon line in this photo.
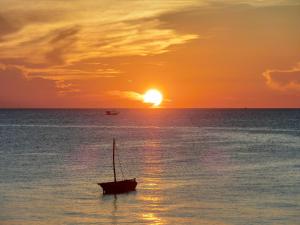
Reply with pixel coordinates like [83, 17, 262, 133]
[0, 107, 300, 110]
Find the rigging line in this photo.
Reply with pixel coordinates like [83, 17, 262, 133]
[120, 150, 130, 176]
[116, 144, 125, 180]
[122, 149, 131, 176]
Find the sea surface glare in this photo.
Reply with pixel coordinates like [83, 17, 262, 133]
[0, 109, 299, 224]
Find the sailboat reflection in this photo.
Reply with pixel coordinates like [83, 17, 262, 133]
[101, 192, 137, 224]
[112, 195, 118, 225]
[101, 194, 118, 225]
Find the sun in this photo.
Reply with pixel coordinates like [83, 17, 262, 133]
[143, 89, 163, 107]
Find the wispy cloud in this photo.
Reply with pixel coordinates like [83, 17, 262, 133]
[0, 19, 198, 65]
[0, 0, 200, 86]
[107, 90, 144, 102]
[263, 64, 300, 91]
[1, 0, 294, 77]
[15, 64, 120, 80]
[0, 1, 200, 63]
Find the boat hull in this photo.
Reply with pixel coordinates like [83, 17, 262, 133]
[105, 111, 119, 115]
[98, 179, 137, 194]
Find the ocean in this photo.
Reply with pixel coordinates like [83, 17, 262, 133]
[0, 109, 299, 225]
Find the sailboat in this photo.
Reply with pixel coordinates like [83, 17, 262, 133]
[105, 110, 119, 115]
[98, 138, 137, 194]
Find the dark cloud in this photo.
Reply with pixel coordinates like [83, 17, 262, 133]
[0, 15, 19, 39]
[50, 26, 79, 44]
[0, 64, 109, 107]
[158, 2, 300, 35]
[46, 26, 80, 64]
[4, 26, 81, 65]
[0, 8, 69, 40]
[0, 65, 59, 107]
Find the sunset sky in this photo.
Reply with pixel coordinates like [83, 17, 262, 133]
[0, 0, 300, 108]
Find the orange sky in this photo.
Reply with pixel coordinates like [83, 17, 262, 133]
[0, 0, 300, 108]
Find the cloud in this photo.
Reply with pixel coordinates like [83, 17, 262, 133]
[7, 0, 295, 84]
[0, 25, 81, 65]
[0, 1, 200, 87]
[0, 64, 58, 107]
[0, 63, 84, 96]
[0, 63, 107, 107]
[45, 26, 80, 64]
[1, 0, 299, 108]
[0, 1, 200, 64]
[14, 63, 120, 82]
[0, 14, 19, 38]
[107, 90, 144, 102]
[0, 19, 198, 65]
[263, 64, 300, 91]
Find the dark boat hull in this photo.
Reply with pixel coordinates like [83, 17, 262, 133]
[105, 111, 119, 115]
[98, 179, 137, 194]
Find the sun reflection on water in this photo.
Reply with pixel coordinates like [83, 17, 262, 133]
[142, 213, 163, 225]
[138, 139, 167, 224]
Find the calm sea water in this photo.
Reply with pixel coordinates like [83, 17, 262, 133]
[0, 109, 299, 225]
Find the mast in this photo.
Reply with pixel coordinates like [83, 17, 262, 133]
[113, 138, 117, 182]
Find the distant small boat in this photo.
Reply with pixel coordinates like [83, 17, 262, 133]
[98, 138, 137, 194]
[105, 110, 119, 115]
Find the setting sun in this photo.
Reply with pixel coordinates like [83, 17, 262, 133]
[143, 89, 163, 107]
